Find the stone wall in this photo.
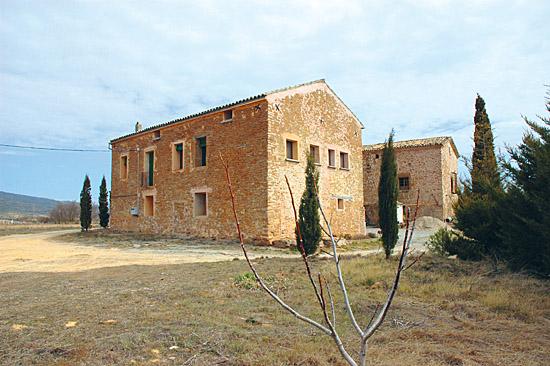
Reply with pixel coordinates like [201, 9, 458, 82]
[363, 143, 458, 224]
[110, 100, 270, 242]
[266, 84, 365, 240]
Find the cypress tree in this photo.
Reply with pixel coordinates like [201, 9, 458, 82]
[98, 176, 109, 229]
[80, 175, 92, 231]
[471, 94, 501, 194]
[296, 153, 322, 255]
[378, 130, 398, 259]
[454, 95, 503, 260]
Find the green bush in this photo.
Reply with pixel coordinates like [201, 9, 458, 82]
[426, 228, 483, 261]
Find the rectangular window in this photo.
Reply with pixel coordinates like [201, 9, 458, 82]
[328, 149, 336, 167]
[144, 151, 154, 186]
[309, 145, 320, 164]
[144, 195, 154, 216]
[194, 192, 207, 217]
[173, 143, 184, 170]
[153, 130, 161, 140]
[223, 109, 233, 122]
[195, 137, 207, 167]
[340, 152, 349, 170]
[399, 176, 410, 191]
[286, 139, 298, 160]
[120, 155, 128, 180]
[337, 198, 344, 210]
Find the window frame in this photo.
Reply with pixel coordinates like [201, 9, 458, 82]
[398, 175, 411, 191]
[309, 144, 321, 165]
[193, 192, 208, 217]
[339, 151, 349, 170]
[143, 195, 155, 217]
[120, 154, 129, 180]
[328, 149, 336, 168]
[195, 136, 207, 167]
[286, 139, 299, 161]
[222, 109, 233, 122]
[337, 198, 344, 211]
[172, 141, 185, 171]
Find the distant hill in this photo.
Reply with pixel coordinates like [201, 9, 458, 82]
[0, 191, 62, 218]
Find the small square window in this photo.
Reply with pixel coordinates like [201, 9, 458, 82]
[153, 130, 161, 140]
[337, 198, 344, 210]
[144, 195, 154, 217]
[309, 145, 320, 164]
[223, 109, 233, 121]
[375, 154, 380, 159]
[399, 176, 410, 191]
[328, 149, 336, 167]
[286, 139, 298, 160]
[120, 155, 128, 180]
[340, 152, 349, 170]
[194, 192, 207, 217]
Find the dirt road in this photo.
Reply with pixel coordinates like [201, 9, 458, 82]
[0, 230, 293, 273]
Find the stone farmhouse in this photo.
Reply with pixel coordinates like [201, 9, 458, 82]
[109, 80, 365, 244]
[362, 136, 459, 225]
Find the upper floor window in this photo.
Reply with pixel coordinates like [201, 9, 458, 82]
[223, 109, 233, 122]
[173, 142, 184, 171]
[144, 150, 155, 186]
[286, 139, 298, 160]
[398, 175, 410, 191]
[309, 145, 320, 164]
[195, 137, 207, 167]
[120, 154, 128, 180]
[340, 152, 349, 170]
[328, 149, 336, 168]
[153, 130, 161, 140]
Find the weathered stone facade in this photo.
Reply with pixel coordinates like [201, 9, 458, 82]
[363, 137, 459, 224]
[110, 80, 365, 243]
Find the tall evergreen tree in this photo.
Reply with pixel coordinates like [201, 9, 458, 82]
[471, 94, 501, 194]
[455, 95, 503, 260]
[80, 175, 92, 231]
[498, 92, 550, 275]
[98, 176, 110, 229]
[297, 153, 322, 256]
[378, 130, 398, 259]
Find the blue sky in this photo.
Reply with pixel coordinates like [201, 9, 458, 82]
[0, 0, 548, 201]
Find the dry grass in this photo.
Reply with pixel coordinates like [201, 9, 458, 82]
[0, 254, 548, 365]
[0, 223, 79, 237]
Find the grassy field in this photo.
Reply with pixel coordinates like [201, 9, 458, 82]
[1, 253, 548, 365]
[0, 223, 79, 237]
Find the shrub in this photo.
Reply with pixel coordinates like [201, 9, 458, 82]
[426, 228, 483, 261]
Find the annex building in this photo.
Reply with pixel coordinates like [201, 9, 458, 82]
[110, 80, 366, 244]
[362, 136, 459, 225]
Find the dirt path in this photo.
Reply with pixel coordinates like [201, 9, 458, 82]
[0, 230, 294, 273]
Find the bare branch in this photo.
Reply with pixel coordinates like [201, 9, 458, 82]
[314, 180, 364, 337]
[220, 153, 331, 336]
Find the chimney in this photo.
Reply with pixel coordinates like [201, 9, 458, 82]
[135, 121, 142, 132]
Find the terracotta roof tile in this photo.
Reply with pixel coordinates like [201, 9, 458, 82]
[363, 136, 459, 156]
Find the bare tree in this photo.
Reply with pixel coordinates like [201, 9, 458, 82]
[221, 154, 420, 365]
[49, 202, 79, 224]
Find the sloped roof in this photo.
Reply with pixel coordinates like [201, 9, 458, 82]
[111, 79, 362, 143]
[363, 136, 459, 156]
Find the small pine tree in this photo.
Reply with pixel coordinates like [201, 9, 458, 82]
[296, 154, 322, 256]
[378, 130, 399, 259]
[471, 94, 501, 194]
[80, 175, 92, 231]
[98, 176, 109, 229]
